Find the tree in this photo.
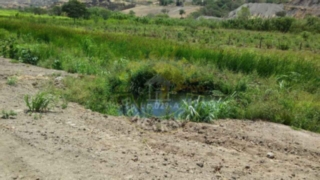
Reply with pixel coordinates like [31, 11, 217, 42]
[129, 10, 135, 17]
[50, 6, 62, 16]
[159, 0, 173, 6]
[179, 9, 185, 18]
[176, 0, 183, 6]
[62, 0, 88, 22]
[161, 8, 169, 14]
[32, 7, 47, 15]
[276, 11, 286, 17]
[237, 6, 250, 20]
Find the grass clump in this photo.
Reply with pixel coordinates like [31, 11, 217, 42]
[6, 76, 18, 86]
[179, 96, 237, 123]
[1, 110, 17, 119]
[24, 92, 53, 112]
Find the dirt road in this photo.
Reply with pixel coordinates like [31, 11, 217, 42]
[0, 58, 320, 180]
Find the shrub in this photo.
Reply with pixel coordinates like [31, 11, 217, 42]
[129, 66, 155, 95]
[19, 49, 39, 65]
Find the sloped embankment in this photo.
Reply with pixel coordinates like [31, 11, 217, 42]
[0, 57, 320, 179]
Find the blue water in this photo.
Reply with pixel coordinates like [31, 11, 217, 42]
[119, 91, 211, 118]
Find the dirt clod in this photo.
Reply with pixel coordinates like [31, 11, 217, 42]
[267, 152, 275, 159]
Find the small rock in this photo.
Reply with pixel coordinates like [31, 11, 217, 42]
[130, 117, 138, 122]
[267, 152, 275, 159]
[245, 165, 250, 169]
[162, 162, 167, 166]
[132, 156, 138, 162]
[196, 162, 204, 168]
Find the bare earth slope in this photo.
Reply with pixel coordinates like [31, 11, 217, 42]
[122, 5, 201, 18]
[0, 57, 320, 179]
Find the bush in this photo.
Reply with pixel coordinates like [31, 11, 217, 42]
[19, 49, 39, 65]
[129, 66, 155, 95]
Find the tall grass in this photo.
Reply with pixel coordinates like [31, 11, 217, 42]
[2, 18, 318, 80]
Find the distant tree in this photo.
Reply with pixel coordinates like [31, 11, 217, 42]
[161, 8, 169, 14]
[51, 6, 62, 16]
[179, 9, 186, 18]
[62, 0, 88, 22]
[92, 0, 99, 6]
[129, 10, 136, 17]
[273, 17, 294, 32]
[159, 0, 173, 6]
[276, 11, 286, 17]
[237, 6, 250, 20]
[176, 0, 183, 6]
[33, 7, 47, 15]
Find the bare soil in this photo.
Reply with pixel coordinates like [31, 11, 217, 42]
[0, 57, 320, 180]
[122, 5, 201, 18]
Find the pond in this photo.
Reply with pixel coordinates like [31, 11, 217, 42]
[119, 91, 214, 118]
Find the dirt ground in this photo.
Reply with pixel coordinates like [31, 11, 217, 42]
[122, 5, 201, 18]
[0, 57, 320, 180]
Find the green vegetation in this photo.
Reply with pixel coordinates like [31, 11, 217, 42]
[0, 9, 319, 132]
[1, 110, 17, 119]
[24, 92, 54, 112]
[6, 76, 17, 86]
[179, 96, 236, 122]
[62, 0, 89, 22]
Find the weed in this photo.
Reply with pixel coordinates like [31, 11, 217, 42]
[6, 76, 18, 86]
[179, 97, 232, 123]
[24, 92, 53, 112]
[61, 100, 68, 109]
[32, 113, 43, 120]
[1, 110, 17, 119]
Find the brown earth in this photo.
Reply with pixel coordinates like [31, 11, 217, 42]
[122, 5, 201, 18]
[0, 57, 320, 180]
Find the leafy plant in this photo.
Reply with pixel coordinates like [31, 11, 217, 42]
[24, 92, 53, 112]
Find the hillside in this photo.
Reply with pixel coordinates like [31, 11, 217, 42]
[286, 0, 320, 17]
[228, 3, 284, 18]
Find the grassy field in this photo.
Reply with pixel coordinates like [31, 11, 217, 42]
[1, 9, 320, 132]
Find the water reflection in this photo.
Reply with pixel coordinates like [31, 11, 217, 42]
[119, 91, 211, 118]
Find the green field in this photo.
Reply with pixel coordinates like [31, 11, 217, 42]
[1, 9, 320, 132]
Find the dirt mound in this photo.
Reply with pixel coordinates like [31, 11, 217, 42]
[0, 57, 320, 179]
[228, 3, 284, 18]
